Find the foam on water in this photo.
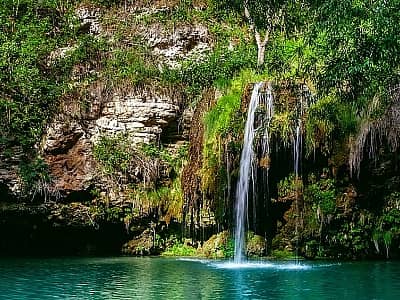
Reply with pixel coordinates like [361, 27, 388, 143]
[175, 258, 341, 271]
[176, 258, 210, 264]
[211, 261, 312, 270]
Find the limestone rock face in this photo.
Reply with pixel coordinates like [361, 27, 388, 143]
[0, 147, 23, 196]
[37, 88, 182, 197]
[0, 2, 199, 236]
[144, 24, 211, 68]
[75, 6, 102, 35]
[43, 137, 95, 194]
[93, 90, 180, 144]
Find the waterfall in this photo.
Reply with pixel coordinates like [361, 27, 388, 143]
[261, 82, 274, 183]
[293, 120, 302, 262]
[293, 120, 301, 178]
[234, 82, 264, 263]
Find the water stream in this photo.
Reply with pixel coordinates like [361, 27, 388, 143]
[293, 120, 302, 262]
[234, 82, 306, 264]
[234, 82, 264, 263]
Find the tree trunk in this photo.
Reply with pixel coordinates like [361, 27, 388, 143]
[257, 44, 266, 67]
[244, 0, 270, 67]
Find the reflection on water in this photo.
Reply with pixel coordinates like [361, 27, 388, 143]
[0, 257, 399, 299]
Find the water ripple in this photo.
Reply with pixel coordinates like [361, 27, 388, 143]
[0, 257, 398, 300]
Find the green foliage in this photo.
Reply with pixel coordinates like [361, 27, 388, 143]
[93, 134, 134, 174]
[305, 93, 357, 155]
[221, 238, 235, 258]
[277, 173, 302, 200]
[270, 111, 295, 146]
[104, 45, 160, 86]
[0, 1, 70, 149]
[0, 0, 110, 152]
[373, 192, 400, 257]
[141, 142, 188, 171]
[129, 177, 184, 224]
[19, 157, 50, 189]
[204, 70, 264, 140]
[162, 243, 197, 257]
[264, 35, 312, 80]
[270, 249, 297, 259]
[215, 0, 305, 34]
[162, 43, 257, 98]
[305, 175, 337, 216]
[328, 210, 375, 258]
[308, 0, 400, 110]
[201, 70, 264, 197]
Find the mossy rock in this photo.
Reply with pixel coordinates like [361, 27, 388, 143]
[200, 230, 232, 258]
[122, 229, 157, 256]
[246, 231, 267, 257]
[270, 249, 297, 259]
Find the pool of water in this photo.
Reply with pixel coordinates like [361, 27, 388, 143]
[0, 257, 399, 299]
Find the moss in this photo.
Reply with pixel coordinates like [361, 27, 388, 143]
[200, 230, 233, 258]
[201, 70, 265, 201]
[162, 243, 197, 257]
[246, 231, 267, 257]
[270, 249, 297, 260]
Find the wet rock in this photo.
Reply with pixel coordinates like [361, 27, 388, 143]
[246, 231, 267, 257]
[200, 230, 231, 258]
[122, 229, 157, 256]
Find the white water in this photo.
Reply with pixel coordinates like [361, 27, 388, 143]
[234, 82, 264, 263]
[293, 120, 302, 262]
[261, 82, 274, 162]
[293, 120, 301, 178]
[212, 261, 312, 270]
[177, 257, 339, 271]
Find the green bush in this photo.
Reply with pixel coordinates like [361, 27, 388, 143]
[93, 134, 134, 174]
[19, 157, 51, 190]
[162, 243, 197, 257]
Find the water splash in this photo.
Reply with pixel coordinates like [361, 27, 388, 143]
[176, 257, 341, 271]
[234, 82, 264, 263]
[211, 261, 313, 271]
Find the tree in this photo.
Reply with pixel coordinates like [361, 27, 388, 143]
[215, 0, 305, 66]
[243, 0, 283, 66]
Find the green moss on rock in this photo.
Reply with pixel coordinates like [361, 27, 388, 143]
[200, 230, 233, 258]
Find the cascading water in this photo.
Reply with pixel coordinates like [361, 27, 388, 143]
[261, 82, 274, 186]
[293, 120, 302, 262]
[234, 82, 264, 263]
[233, 82, 310, 264]
[293, 120, 301, 178]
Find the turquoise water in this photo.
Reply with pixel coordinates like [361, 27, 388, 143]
[0, 257, 399, 299]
